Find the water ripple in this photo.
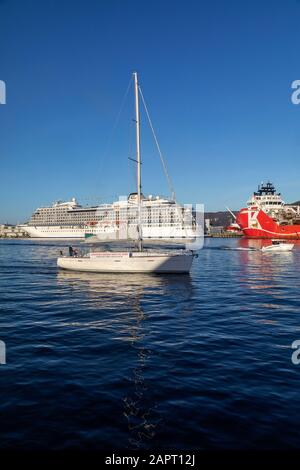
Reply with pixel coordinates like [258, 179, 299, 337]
[0, 238, 300, 449]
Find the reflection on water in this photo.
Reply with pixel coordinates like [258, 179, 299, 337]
[233, 238, 299, 325]
[122, 295, 158, 449]
[57, 270, 166, 291]
[237, 238, 295, 291]
[56, 269, 192, 449]
[56, 270, 193, 304]
[203, 237, 300, 328]
[56, 270, 192, 313]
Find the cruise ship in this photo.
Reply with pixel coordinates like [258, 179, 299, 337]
[20, 193, 198, 240]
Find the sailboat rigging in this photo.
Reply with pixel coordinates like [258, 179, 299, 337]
[57, 72, 197, 273]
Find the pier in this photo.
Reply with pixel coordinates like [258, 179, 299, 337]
[206, 232, 243, 238]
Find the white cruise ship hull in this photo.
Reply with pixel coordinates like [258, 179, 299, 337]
[20, 224, 198, 241]
[57, 251, 194, 273]
[20, 225, 85, 238]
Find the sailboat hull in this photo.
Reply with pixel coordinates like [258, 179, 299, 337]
[57, 251, 194, 273]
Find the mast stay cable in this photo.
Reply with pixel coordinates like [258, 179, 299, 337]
[138, 86, 176, 201]
[96, 77, 132, 203]
[104, 77, 132, 160]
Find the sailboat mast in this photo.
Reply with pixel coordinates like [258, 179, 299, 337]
[133, 72, 142, 251]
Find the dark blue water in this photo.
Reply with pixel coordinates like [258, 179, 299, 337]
[1, 238, 300, 450]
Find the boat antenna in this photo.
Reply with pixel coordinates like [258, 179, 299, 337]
[133, 72, 143, 251]
[138, 85, 176, 201]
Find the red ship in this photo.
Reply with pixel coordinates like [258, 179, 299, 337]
[236, 182, 300, 239]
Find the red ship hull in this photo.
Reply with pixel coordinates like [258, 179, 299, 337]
[236, 207, 300, 239]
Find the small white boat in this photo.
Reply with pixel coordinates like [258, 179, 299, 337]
[261, 240, 294, 252]
[57, 72, 197, 274]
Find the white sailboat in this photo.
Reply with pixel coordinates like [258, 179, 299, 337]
[57, 73, 196, 273]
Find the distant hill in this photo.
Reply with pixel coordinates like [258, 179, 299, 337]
[290, 201, 300, 206]
[205, 211, 238, 227]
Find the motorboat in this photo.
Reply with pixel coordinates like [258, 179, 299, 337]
[261, 240, 294, 252]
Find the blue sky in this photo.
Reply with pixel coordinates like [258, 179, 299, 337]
[0, 0, 300, 223]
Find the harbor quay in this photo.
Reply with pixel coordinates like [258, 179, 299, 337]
[0, 224, 29, 238]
